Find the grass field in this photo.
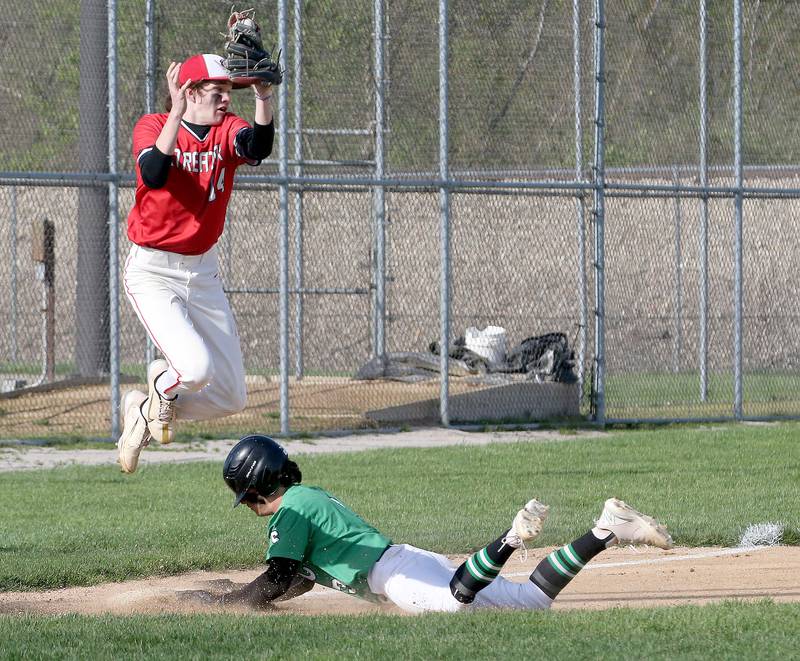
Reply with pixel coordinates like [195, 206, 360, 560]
[2, 602, 799, 659]
[605, 371, 800, 419]
[1, 422, 799, 658]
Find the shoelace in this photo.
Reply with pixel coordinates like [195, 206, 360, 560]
[135, 404, 154, 449]
[500, 535, 529, 562]
[157, 398, 176, 423]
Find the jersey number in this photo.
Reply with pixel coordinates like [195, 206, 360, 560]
[209, 167, 226, 202]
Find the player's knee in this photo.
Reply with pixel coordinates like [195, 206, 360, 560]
[175, 354, 213, 392]
[213, 384, 246, 417]
[227, 388, 247, 415]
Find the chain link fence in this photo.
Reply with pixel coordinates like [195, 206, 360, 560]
[0, 0, 798, 440]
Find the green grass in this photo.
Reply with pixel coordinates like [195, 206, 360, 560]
[2, 423, 799, 659]
[606, 371, 800, 418]
[1, 423, 799, 591]
[1, 602, 798, 660]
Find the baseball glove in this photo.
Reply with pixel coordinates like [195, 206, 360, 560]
[222, 8, 283, 86]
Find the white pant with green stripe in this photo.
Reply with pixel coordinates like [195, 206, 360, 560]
[367, 544, 553, 614]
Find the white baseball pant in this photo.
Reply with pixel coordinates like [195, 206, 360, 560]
[123, 244, 247, 421]
[367, 544, 553, 614]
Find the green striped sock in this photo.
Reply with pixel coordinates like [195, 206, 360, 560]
[531, 530, 610, 599]
[450, 529, 518, 603]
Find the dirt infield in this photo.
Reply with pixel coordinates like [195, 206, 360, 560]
[0, 545, 794, 616]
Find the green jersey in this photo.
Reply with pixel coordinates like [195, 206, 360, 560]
[266, 485, 392, 601]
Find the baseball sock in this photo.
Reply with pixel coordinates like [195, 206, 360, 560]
[530, 529, 614, 599]
[449, 530, 518, 604]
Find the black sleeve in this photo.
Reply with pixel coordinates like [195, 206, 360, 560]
[236, 121, 275, 162]
[223, 557, 300, 609]
[138, 146, 172, 189]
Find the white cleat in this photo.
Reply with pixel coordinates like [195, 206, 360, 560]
[505, 499, 550, 548]
[118, 390, 151, 474]
[595, 497, 674, 549]
[145, 358, 176, 444]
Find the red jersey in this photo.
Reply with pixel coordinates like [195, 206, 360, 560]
[127, 112, 254, 255]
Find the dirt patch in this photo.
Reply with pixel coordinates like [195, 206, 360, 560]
[0, 546, 794, 616]
[0, 377, 569, 439]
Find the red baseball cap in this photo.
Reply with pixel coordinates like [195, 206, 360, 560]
[178, 53, 250, 88]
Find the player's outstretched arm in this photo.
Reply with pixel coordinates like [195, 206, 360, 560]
[177, 557, 309, 610]
[253, 82, 274, 126]
[236, 85, 275, 162]
[222, 557, 302, 608]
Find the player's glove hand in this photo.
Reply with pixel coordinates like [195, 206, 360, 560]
[222, 8, 283, 86]
[272, 574, 315, 602]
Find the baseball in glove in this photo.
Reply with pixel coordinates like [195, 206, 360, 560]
[222, 8, 283, 87]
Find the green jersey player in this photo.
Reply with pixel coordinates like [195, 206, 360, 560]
[264, 483, 391, 602]
[179, 435, 673, 613]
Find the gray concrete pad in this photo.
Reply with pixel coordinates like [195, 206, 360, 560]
[0, 427, 607, 472]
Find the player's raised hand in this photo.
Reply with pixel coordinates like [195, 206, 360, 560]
[167, 61, 192, 117]
[252, 81, 273, 101]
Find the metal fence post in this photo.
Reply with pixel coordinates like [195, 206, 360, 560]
[143, 0, 157, 367]
[733, 0, 744, 419]
[278, 0, 290, 434]
[592, 0, 607, 424]
[373, 0, 387, 362]
[108, 0, 120, 440]
[698, 0, 709, 402]
[438, 0, 450, 426]
[145, 0, 156, 116]
[573, 0, 588, 400]
[293, 0, 305, 379]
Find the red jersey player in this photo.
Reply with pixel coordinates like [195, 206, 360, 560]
[118, 54, 275, 473]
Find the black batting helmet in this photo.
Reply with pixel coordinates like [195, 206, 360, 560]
[223, 434, 289, 507]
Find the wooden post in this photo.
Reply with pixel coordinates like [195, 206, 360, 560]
[32, 218, 55, 383]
